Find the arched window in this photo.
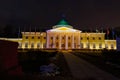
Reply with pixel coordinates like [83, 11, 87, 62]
[105, 44, 108, 49]
[80, 43, 83, 48]
[31, 43, 34, 48]
[93, 43, 96, 48]
[86, 43, 89, 48]
[43, 43, 46, 48]
[37, 43, 40, 48]
[25, 42, 28, 48]
[111, 44, 114, 49]
[99, 43, 102, 48]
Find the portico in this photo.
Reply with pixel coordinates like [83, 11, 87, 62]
[46, 19, 81, 49]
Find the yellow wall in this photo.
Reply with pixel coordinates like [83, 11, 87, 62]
[105, 40, 117, 50]
[21, 32, 46, 49]
[80, 33, 105, 49]
[0, 32, 117, 50]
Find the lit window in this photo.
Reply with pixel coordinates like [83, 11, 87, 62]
[111, 44, 114, 49]
[31, 43, 34, 48]
[80, 43, 83, 48]
[99, 43, 102, 48]
[25, 43, 28, 48]
[105, 44, 108, 49]
[93, 43, 96, 48]
[37, 43, 40, 48]
[86, 43, 89, 48]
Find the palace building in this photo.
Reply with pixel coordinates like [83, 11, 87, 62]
[0, 19, 117, 50]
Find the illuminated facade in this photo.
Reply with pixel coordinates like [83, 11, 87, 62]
[0, 19, 117, 50]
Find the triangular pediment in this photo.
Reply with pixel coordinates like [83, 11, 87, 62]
[47, 27, 81, 32]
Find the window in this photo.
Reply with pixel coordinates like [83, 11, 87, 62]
[37, 43, 40, 48]
[87, 37, 89, 40]
[86, 43, 89, 48]
[62, 36, 65, 39]
[111, 44, 114, 49]
[105, 44, 108, 49]
[26, 36, 28, 39]
[25, 43, 28, 48]
[81, 37, 83, 40]
[32, 36, 34, 39]
[68, 37, 70, 40]
[80, 43, 83, 48]
[99, 37, 101, 40]
[93, 37, 95, 40]
[99, 43, 102, 48]
[43, 43, 46, 48]
[31, 43, 34, 48]
[38, 37, 40, 39]
[93, 43, 96, 48]
[44, 37, 46, 39]
[51, 37, 53, 39]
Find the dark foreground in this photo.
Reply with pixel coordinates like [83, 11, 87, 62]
[0, 50, 76, 80]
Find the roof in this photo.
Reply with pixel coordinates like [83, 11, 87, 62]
[57, 19, 69, 25]
[53, 19, 73, 29]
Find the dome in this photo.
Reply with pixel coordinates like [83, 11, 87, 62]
[53, 19, 73, 29]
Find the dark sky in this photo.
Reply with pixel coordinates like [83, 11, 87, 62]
[1, 0, 120, 30]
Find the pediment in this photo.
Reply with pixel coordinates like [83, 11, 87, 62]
[47, 27, 81, 32]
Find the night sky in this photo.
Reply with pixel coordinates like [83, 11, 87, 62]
[1, 0, 120, 31]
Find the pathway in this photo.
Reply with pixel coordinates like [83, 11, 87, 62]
[63, 52, 120, 80]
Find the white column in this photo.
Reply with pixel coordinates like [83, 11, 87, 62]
[72, 34, 74, 49]
[59, 34, 61, 49]
[78, 32, 80, 49]
[65, 35, 68, 49]
[46, 32, 49, 48]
